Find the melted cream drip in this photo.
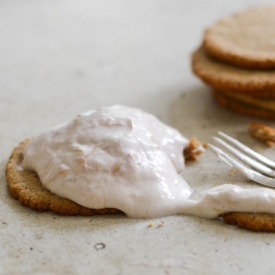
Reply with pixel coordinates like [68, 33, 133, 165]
[21, 106, 275, 218]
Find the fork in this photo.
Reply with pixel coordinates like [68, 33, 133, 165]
[209, 132, 275, 188]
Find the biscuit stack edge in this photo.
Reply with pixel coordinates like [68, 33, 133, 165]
[192, 6, 275, 120]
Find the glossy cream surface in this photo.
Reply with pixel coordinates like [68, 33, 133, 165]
[21, 106, 192, 218]
[21, 106, 275, 218]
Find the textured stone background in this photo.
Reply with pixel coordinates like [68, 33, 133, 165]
[1, 1, 275, 274]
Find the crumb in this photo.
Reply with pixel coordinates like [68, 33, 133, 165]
[158, 221, 164, 228]
[230, 168, 236, 176]
[249, 121, 275, 147]
[203, 143, 208, 149]
[266, 141, 275, 147]
[255, 147, 262, 153]
[148, 222, 154, 228]
[184, 138, 207, 162]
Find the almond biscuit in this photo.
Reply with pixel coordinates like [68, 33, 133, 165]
[5, 139, 122, 215]
[203, 6, 275, 69]
[192, 47, 275, 98]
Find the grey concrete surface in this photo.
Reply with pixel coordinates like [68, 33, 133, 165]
[1, 1, 275, 274]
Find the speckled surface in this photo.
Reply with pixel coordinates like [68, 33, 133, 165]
[2, 0, 275, 274]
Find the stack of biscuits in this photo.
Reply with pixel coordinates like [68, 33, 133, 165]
[192, 6, 275, 120]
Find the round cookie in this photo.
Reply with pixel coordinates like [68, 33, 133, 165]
[212, 89, 275, 120]
[203, 6, 275, 69]
[6, 139, 275, 231]
[192, 47, 275, 98]
[5, 137, 205, 216]
[5, 139, 122, 216]
[222, 212, 275, 231]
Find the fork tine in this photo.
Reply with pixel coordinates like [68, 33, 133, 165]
[218, 131, 275, 168]
[208, 144, 234, 168]
[209, 144, 275, 188]
[213, 136, 275, 177]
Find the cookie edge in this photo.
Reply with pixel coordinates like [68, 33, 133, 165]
[5, 139, 122, 216]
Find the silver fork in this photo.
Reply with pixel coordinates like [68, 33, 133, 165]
[209, 132, 275, 188]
